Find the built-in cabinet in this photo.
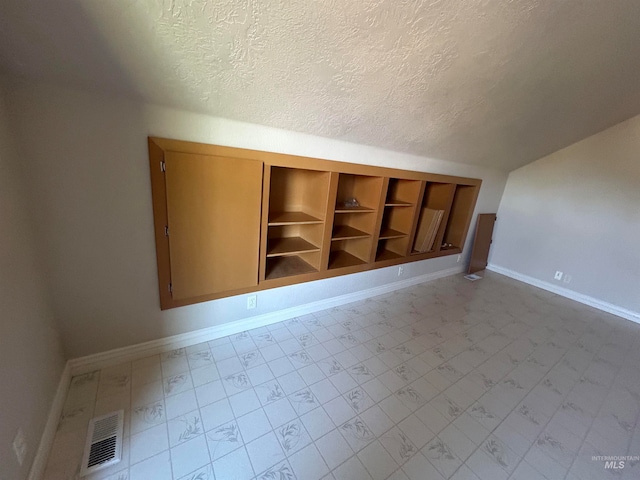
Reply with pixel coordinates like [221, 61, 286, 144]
[149, 138, 482, 310]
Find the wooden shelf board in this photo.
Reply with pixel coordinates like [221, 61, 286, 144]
[268, 211, 323, 225]
[267, 237, 320, 257]
[378, 228, 407, 240]
[331, 225, 370, 241]
[385, 201, 413, 207]
[266, 255, 318, 280]
[411, 249, 435, 255]
[334, 206, 376, 213]
[376, 249, 403, 262]
[328, 250, 367, 269]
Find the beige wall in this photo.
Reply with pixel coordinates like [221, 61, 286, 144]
[5, 79, 508, 359]
[0, 82, 65, 480]
[490, 114, 640, 314]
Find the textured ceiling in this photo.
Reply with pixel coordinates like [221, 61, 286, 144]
[2, 0, 640, 170]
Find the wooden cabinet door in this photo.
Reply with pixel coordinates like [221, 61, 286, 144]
[164, 152, 263, 300]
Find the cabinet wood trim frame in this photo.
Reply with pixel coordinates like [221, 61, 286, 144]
[148, 137, 482, 310]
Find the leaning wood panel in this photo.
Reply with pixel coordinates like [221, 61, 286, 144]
[320, 173, 340, 271]
[443, 185, 480, 249]
[164, 152, 263, 301]
[468, 213, 497, 274]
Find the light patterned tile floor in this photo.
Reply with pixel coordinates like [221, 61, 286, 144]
[43, 272, 640, 480]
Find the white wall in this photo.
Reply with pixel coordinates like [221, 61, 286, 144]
[490, 114, 640, 314]
[5, 79, 508, 358]
[0, 82, 66, 479]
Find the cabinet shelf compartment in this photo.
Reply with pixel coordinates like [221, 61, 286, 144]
[378, 228, 406, 240]
[379, 207, 414, 234]
[375, 250, 403, 262]
[268, 167, 330, 224]
[375, 238, 405, 261]
[267, 223, 324, 266]
[328, 250, 367, 269]
[335, 174, 384, 211]
[421, 182, 456, 211]
[328, 238, 370, 270]
[332, 225, 370, 241]
[334, 206, 376, 213]
[442, 185, 477, 249]
[266, 255, 318, 280]
[377, 201, 415, 256]
[414, 182, 456, 252]
[332, 211, 377, 238]
[386, 178, 421, 206]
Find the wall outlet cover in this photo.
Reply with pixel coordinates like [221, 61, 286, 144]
[247, 295, 257, 310]
[554, 271, 563, 281]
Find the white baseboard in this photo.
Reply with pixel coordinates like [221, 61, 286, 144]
[28, 362, 71, 480]
[487, 263, 640, 324]
[69, 266, 464, 375]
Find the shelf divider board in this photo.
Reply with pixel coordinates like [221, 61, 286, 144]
[443, 185, 481, 249]
[432, 185, 456, 252]
[332, 225, 371, 241]
[378, 228, 406, 240]
[334, 206, 376, 213]
[267, 237, 320, 257]
[418, 182, 456, 253]
[320, 172, 340, 272]
[368, 177, 390, 263]
[405, 180, 427, 256]
[268, 211, 323, 225]
[258, 165, 272, 282]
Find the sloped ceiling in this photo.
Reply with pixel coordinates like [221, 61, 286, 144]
[1, 0, 640, 170]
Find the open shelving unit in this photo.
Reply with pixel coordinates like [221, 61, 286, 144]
[376, 179, 422, 261]
[263, 167, 331, 280]
[442, 184, 478, 250]
[410, 182, 456, 255]
[148, 137, 481, 309]
[329, 174, 384, 269]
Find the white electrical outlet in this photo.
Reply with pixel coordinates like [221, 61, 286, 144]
[554, 271, 563, 281]
[457, 255, 462, 263]
[398, 266, 404, 276]
[563, 274, 572, 284]
[247, 295, 257, 310]
[13, 427, 27, 466]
